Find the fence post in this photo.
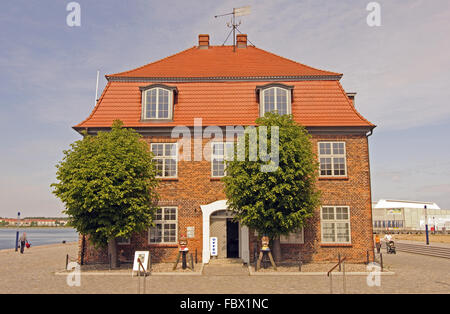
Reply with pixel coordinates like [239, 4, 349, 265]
[338, 253, 341, 272]
[195, 248, 198, 264]
[80, 235, 85, 266]
[342, 261, 346, 294]
[65, 254, 69, 269]
[380, 253, 383, 271]
[366, 250, 369, 265]
[149, 253, 152, 272]
[329, 273, 333, 294]
[298, 250, 302, 272]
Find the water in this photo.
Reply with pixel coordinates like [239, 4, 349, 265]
[0, 228, 79, 250]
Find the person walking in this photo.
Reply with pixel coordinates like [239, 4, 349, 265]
[383, 233, 392, 243]
[375, 234, 381, 254]
[19, 232, 27, 254]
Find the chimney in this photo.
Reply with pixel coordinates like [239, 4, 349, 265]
[198, 34, 209, 49]
[347, 92, 356, 107]
[236, 34, 247, 48]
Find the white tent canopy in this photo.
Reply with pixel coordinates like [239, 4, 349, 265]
[374, 199, 440, 210]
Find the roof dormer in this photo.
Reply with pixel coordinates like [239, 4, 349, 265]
[256, 83, 294, 116]
[140, 84, 178, 121]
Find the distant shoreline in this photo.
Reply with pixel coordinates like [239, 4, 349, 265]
[0, 226, 73, 229]
[0, 241, 77, 252]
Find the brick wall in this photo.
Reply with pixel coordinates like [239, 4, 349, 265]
[249, 134, 374, 263]
[80, 133, 374, 265]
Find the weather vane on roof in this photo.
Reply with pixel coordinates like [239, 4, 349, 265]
[215, 6, 253, 51]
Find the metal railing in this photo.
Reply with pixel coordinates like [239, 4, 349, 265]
[136, 258, 148, 294]
[327, 256, 346, 294]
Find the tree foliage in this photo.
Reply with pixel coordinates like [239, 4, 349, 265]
[222, 113, 321, 238]
[51, 120, 159, 247]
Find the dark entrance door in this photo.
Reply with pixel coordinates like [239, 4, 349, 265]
[226, 219, 239, 258]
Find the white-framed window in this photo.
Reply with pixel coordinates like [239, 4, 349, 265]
[211, 142, 234, 178]
[151, 143, 178, 178]
[260, 87, 291, 116]
[142, 87, 173, 120]
[318, 142, 347, 177]
[149, 207, 178, 244]
[280, 228, 304, 244]
[117, 237, 130, 245]
[320, 206, 351, 244]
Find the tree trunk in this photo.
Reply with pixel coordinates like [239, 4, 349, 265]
[272, 237, 282, 262]
[108, 237, 119, 268]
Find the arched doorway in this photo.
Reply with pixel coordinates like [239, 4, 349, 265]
[200, 200, 249, 264]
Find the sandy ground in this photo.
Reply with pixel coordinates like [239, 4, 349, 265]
[380, 233, 450, 244]
[1, 242, 449, 293]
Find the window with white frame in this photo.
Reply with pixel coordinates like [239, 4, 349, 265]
[117, 237, 130, 245]
[142, 87, 173, 120]
[260, 87, 291, 116]
[149, 207, 177, 244]
[151, 143, 177, 178]
[318, 142, 347, 176]
[321, 206, 351, 244]
[211, 142, 234, 177]
[280, 228, 304, 244]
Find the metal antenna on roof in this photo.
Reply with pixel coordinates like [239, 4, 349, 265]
[215, 6, 251, 52]
[95, 70, 100, 106]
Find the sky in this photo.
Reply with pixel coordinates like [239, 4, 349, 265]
[0, 0, 449, 217]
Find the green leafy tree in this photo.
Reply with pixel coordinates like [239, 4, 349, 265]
[223, 113, 321, 261]
[52, 120, 159, 267]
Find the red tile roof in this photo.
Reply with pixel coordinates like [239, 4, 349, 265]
[75, 45, 374, 129]
[75, 80, 373, 128]
[107, 46, 341, 79]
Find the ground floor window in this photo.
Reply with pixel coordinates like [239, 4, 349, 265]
[149, 207, 177, 244]
[321, 206, 351, 244]
[117, 237, 130, 245]
[280, 228, 304, 244]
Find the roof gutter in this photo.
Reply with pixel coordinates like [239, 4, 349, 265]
[105, 74, 343, 83]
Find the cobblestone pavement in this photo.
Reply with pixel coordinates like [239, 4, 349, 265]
[1, 243, 449, 293]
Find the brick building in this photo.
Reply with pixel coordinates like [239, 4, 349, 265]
[75, 34, 376, 264]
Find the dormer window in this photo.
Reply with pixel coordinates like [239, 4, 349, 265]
[140, 84, 177, 120]
[256, 83, 293, 116]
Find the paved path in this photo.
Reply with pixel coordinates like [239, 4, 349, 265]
[1, 243, 449, 293]
[396, 239, 450, 248]
[203, 259, 249, 276]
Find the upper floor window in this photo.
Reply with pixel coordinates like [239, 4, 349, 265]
[211, 142, 234, 178]
[318, 142, 347, 177]
[140, 84, 177, 120]
[256, 84, 293, 116]
[151, 143, 177, 178]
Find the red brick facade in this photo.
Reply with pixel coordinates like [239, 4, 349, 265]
[80, 133, 374, 265]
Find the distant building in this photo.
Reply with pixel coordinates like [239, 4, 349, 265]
[0, 218, 68, 227]
[372, 199, 450, 231]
